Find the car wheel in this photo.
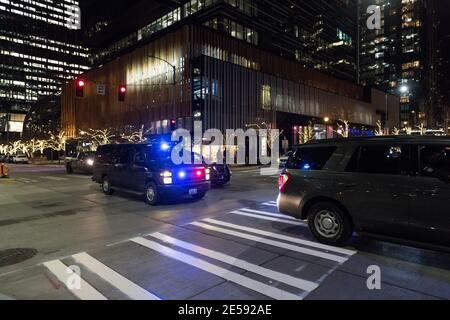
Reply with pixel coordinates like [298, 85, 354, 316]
[144, 182, 160, 205]
[66, 164, 73, 174]
[307, 202, 353, 246]
[102, 177, 114, 195]
[192, 192, 206, 200]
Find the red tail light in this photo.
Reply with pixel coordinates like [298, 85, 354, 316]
[278, 173, 292, 193]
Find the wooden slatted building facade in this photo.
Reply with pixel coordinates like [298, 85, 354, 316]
[61, 24, 399, 138]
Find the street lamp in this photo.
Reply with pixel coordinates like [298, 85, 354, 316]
[148, 56, 177, 128]
[400, 85, 409, 94]
[148, 56, 176, 86]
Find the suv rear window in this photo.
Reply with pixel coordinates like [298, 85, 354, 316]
[286, 147, 336, 170]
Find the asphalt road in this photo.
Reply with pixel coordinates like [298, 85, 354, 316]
[0, 164, 449, 300]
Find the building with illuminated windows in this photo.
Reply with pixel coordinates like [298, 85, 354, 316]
[358, 0, 439, 128]
[84, 0, 358, 82]
[0, 0, 90, 142]
[62, 0, 399, 147]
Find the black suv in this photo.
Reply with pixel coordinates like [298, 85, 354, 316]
[277, 136, 450, 251]
[92, 142, 211, 205]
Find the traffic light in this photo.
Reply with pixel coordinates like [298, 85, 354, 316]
[118, 85, 126, 101]
[170, 119, 177, 131]
[76, 79, 85, 97]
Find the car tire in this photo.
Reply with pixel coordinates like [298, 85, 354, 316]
[101, 176, 114, 195]
[144, 182, 160, 205]
[307, 202, 353, 246]
[66, 164, 73, 174]
[192, 192, 206, 200]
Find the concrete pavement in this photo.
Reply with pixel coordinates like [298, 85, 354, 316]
[0, 165, 449, 300]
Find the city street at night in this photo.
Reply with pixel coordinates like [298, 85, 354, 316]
[1, 165, 449, 300]
[1, 0, 450, 309]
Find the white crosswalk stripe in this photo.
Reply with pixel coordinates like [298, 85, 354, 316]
[150, 232, 318, 292]
[35, 203, 357, 300]
[44, 260, 107, 300]
[230, 210, 306, 226]
[131, 236, 304, 300]
[201, 218, 356, 256]
[191, 221, 351, 263]
[238, 208, 298, 221]
[72, 253, 160, 300]
[263, 201, 278, 207]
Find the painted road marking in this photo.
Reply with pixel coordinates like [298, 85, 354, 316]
[43, 260, 107, 300]
[72, 253, 160, 300]
[150, 232, 318, 292]
[131, 237, 303, 300]
[16, 178, 38, 183]
[230, 210, 306, 226]
[191, 221, 353, 262]
[40, 176, 67, 181]
[239, 208, 299, 221]
[204, 218, 356, 256]
[262, 201, 278, 207]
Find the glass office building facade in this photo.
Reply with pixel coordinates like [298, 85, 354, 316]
[87, 0, 358, 83]
[359, 0, 439, 127]
[0, 0, 90, 140]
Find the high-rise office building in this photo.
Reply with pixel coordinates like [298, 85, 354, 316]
[84, 0, 358, 82]
[62, 0, 399, 145]
[359, 0, 439, 127]
[0, 0, 90, 141]
[437, 5, 450, 133]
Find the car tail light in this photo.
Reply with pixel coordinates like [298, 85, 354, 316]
[278, 173, 292, 193]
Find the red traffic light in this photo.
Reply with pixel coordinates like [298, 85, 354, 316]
[76, 79, 85, 97]
[118, 85, 126, 101]
[170, 119, 177, 131]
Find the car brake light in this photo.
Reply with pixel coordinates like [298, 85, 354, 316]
[278, 173, 292, 193]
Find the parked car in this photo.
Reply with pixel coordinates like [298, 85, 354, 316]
[66, 151, 96, 174]
[277, 136, 450, 252]
[92, 142, 211, 205]
[0, 154, 6, 162]
[278, 151, 293, 168]
[12, 154, 29, 164]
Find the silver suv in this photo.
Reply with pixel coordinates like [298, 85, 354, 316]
[277, 136, 450, 251]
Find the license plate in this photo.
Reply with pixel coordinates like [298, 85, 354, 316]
[189, 188, 198, 195]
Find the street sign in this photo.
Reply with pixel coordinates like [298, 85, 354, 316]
[97, 84, 106, 95]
